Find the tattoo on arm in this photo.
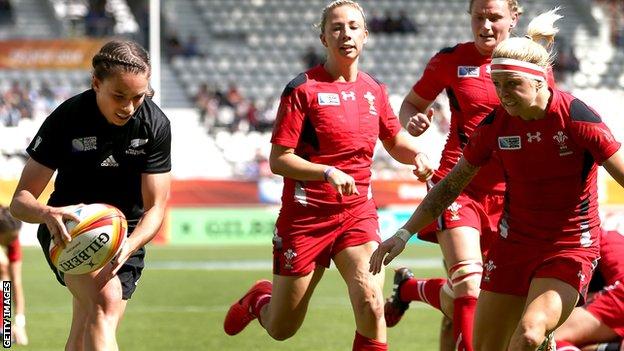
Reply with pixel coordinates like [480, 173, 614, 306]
[420, 159, 479, 218]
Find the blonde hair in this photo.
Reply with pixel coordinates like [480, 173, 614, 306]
[317, 0, 366, 33]
[492, 7, 562, 68]
[468, 0, 523, 16]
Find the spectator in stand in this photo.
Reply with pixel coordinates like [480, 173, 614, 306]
[0, 0, 13, 25]
[367, 10, 385, 33]
[396, 10, 419, 34]
[301, 46, 324, 69]
[552, 36, 579, 88]
[85, 0, 114, 37]
[183, 35, 202, 58]
[382, 10, 400, 33]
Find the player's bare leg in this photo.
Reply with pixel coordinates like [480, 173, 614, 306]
[508, 278, 579, 351]
[65, 264, 126, 351]
[66, 298, 87, 351]
[474, 290, 526, 350]
[334, 241, 387, 349]
[259, 267, 325, 340]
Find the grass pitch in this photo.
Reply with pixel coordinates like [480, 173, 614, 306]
[19, 244, 445, 350]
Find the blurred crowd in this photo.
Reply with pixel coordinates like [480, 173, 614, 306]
[596, 0, 624, 47]
[0, 81, 76, 127]
[194, 82, 277, 135]
[367, 9, 419, 35]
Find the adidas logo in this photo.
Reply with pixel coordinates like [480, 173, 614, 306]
[101, 155, 119, 167]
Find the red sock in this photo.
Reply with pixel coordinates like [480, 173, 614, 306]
[453, 295, 477, 351]
[352, 331, 387, 351]
[399, 278, 446, 310]
[252, 294, 271, 325]
[555, 340, 581, 351]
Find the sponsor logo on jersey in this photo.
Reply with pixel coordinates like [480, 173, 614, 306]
[498, 136, 521, 150]
[341, 91, 356, 101]
[457, 66, 480, 78]
[363, 91, 377, 115]
[526, 132, 541, 142]
[483, 260, 496, 282]
[447, 202, 462, 221]
[130, 138, 149, 148]
[71, 136, 97, 152]
[283, 248, 297, 270]
[553, 131, 573, 156]
[31, 136, 42, 151]
[126, 138, 148, 155]
[100, 155, 119, 167]
[317, 93, 340, 106]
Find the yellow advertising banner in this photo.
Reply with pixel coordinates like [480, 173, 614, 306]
[0, 39, 108, 69]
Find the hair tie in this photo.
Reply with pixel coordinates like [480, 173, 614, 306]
[524, 35, 532, 39]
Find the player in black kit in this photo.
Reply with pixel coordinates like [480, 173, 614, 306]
[9, 40, 171, 350]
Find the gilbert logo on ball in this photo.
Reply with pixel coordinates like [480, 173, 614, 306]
[49, 204, 127, 275]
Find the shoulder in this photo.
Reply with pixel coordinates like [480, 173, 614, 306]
[554, 90, 603, 124]
[432, 43, 467, 59]
[136, 98, 171, 132]
[358, 71, 386, 92]
[50, 89, 94, 119]
[281, 71, 310, 97]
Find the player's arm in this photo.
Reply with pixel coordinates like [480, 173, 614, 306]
[381, 132, 434, 182]
[270, 144, 358, 196]
[111, 172, 170, 274]
[370, 157, 479, 273]
[399, 90, 435, 137]
[10, 158, 80, 245]
[603, 148, 624, 188]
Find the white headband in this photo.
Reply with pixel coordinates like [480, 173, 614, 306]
[491, 58, 546, 81]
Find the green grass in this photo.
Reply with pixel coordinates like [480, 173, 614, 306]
[18, 244, 446, 350]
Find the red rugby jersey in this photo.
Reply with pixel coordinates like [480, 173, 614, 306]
[463, 89, 621, 246]
[413, 42, 555, 195]
[271, 65, 401, 210]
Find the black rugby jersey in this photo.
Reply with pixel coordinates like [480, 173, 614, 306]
[27, 89, 171, 227]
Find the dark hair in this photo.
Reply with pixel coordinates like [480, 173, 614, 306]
[0, 206, 21, 233]
[92, 40, 153, 96]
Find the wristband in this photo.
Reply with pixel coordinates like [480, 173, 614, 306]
[15, 314, 25, 327]
[393, 228, 412, 243]
[323, 167, 336, 182]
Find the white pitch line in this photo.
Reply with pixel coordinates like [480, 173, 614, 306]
[148, 258, 443, 271]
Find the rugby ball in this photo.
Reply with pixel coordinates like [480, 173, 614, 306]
[49, 203, 127, 275]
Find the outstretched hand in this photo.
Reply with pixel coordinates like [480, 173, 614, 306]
[369, 236, 408, 275]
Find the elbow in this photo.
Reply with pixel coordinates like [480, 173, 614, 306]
[269, 158, 284, 177]
[8, 197, 20, 220]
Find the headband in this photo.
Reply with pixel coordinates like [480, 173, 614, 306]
[491, 57, 546, 81]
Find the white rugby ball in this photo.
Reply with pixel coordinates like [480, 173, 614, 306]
[49, 203, 127, 275]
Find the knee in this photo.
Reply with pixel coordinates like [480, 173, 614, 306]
[514, 321, 547, 350]
[350, 280, 384, 321]
[86, 288, 123, 319]
[266, 325, 298, 341]
[448, 259, 482, 298]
